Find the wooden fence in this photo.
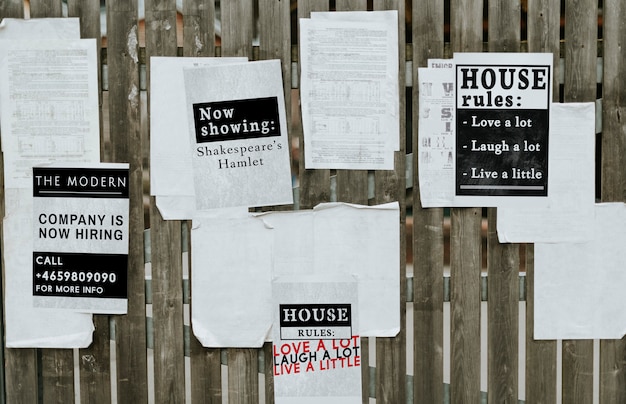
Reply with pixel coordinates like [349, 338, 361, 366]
[0, 0, 624, 403]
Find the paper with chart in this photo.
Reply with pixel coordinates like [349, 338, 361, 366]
[300, 11, 399, 169]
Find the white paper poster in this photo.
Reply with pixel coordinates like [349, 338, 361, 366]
[0, 38, 101, 189]
[300, 11, 399, 169]
[183, 60, 293, 210]
[4, 212, 94, 348]
[534, 203, 626, 339]
[190, 202, 400, 347]
[1, 19, 96, 348]
[497, 103, 596, 243]
[417, 53, 554, 208]
[272, 276, 362, 404]
[32, 163, 129, 314]
[149, 56, 247, 220]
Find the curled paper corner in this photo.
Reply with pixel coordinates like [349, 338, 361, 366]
[359, 326, 400, 338]
[191, 317, 269, 348]
[313, 200, 399, 211]
[6, 325, 94, 349]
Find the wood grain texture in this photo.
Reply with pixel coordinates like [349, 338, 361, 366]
[412, 0, 445, 402]
[449, 1, 483, 403]
[41, 349, 74, 404]
[561, 1, 597, 403]
[524, 0, 559, 402]
[145, 1, 186, 402]
[486, 1, 520, 402]
[221, 0, 255, 57]
[0, 0, 24, 18]
[373, 2, 407, 402]
[28, 0, 62, 17]
[599, 0, 626, 401]
[107, 1, 149, 402]
[228, 349, 259, 404]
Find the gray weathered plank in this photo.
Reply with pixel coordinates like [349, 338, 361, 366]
[297, 0, 331, 210]
[106, 1, 150, 402]
[65, 2, 113, 402]
[145, 1, 186, 402]
[183, 0, 215, 57]
[524, 0, 559, 402]
[449, 1, 483, 403]
[599, 0, 626, 401]
[372, 1, 407, 404]
[412, 0, 445, 402]
[561, 0, 597, 402]
[486, 1, 520, 402]
[220, 1, 260, 401]
[27, 2, 77, 402]
[28, 0, 62, 17]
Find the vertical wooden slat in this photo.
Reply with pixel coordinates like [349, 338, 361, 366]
[412, 0, 445, 402]
[486, 1, 520, 403]
[183, 0, 222, 404]
[25, 2, 77, 402]
[449, 1, 483, 403]
[221, 0, 255, 57]
[220, 2, 260, 402]
[0, 0, 24, 18]
[599, 0, 626, 401]
[297, 0, 331, 210]
[65, 2, 113, 402]
[182, 0, 215, 57]
[107, 1, 150, 402]
[371, 1, 407, 404]
[258, 0, 292, 400]
[525, 0, 559, 402]
[145, 1, 186, 403]
[181, 1, 222, 402]
[28, 0, 62, 18]
[561, 1, 596, 402]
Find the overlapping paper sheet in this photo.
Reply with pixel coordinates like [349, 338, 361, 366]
[418, 53, 554, 207]
[299, 10, 399, 169]
[149, 56, 247, 219]
[534, 203, 626, 339]
[272, 275, 362, 404]
[1, 18, 97, 347]
[497, 103, 596, 242]
[191, 202, 399, 347]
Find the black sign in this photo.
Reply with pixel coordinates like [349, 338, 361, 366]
[193, 97, 281, 143]
[279, 304, 352, 327]
[33, 167, 129, 198]
[33, 252, 127, 298]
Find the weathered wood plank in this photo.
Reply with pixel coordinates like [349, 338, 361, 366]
[412, 0, 445, 402]
[561, 1, 597, 402]
[525, 0, 559, 402]
[65, 3, 113, 403]
[220, 0, 255, 57]
[29, 0, 62, 18]
[25, 3, 78, 403]
[41, 350, 74, 404]
[297, 0, 331, 210]
[107, 1, 149, 402]
[0, 0, 24, 18]
[145, 1, 186, 403]
[486, 1, 520, 402]
[599, 0, 626, 401]
[182, 0, 215, 57]
[258, 0, 293, 400]
[228, 349, 259, 404]
[372, 1, 407, 404]
[449, 1, 483, 403]
[219, 2, 260, 402]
